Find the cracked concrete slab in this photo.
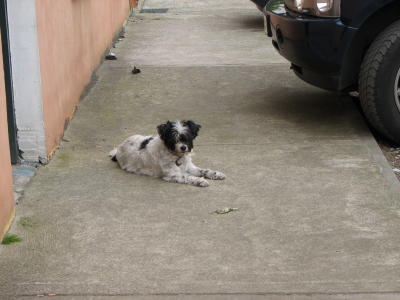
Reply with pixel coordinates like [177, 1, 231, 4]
[1, 0, 400, 299]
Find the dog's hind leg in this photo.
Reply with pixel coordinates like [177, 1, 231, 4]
[109, 148, 118, 161]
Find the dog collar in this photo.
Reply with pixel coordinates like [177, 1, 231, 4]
[176, 158, 183, 166]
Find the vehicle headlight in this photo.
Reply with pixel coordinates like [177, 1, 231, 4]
[284, 0, 341, 17]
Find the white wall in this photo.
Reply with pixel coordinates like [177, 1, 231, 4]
[7, 0, 46, 162]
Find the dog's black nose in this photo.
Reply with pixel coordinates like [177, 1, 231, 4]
[180, 145, 187, 151]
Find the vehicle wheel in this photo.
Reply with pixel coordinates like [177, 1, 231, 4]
[359, 20, 400, 144]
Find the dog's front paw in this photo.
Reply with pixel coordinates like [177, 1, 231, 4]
[205, 170, 225, 180]
[212, 171, 226, 180]
[195, 178, 209, 187]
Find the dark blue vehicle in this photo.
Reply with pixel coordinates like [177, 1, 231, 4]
[265, 0, 400, 144]
[250, 0, 269, 11]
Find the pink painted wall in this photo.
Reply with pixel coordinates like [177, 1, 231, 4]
[35, 0, 130, 154]
[0, 35, 15, 239]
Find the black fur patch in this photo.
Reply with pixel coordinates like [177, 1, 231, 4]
[111, 155, 117, 162]
[157, 121, 177, 152]
[183, 120, 201, 138]
[140, 137, 153, 150]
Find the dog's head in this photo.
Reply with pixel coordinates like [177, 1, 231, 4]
[157, 120, 201, 155]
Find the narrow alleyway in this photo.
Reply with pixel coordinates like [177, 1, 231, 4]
[1, 0, 400, 299]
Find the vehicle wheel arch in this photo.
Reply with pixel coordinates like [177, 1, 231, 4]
[339, 2, 400, 91]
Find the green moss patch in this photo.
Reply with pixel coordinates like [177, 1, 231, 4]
[1, 233, 22, 245]
[18, 216, 37, 229]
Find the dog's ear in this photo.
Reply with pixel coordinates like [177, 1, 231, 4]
[184, 120, 201, 138]
[157, 121, 172, 139]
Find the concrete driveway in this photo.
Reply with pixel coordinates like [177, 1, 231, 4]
[1, 1, 400, 299]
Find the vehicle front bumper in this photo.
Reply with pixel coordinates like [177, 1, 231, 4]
[265, 0, 357, 91]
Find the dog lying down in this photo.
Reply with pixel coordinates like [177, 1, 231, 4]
[109, 120, 225, 187]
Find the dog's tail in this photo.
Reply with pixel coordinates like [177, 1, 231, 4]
[109, 148, 118, 162]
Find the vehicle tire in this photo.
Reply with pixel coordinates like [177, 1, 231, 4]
[359, 20, 400, 144]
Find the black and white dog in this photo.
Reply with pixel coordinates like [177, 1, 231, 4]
[109, 120, 225, 187]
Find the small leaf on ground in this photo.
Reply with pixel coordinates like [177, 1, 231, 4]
[214, 207, 238, 214]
